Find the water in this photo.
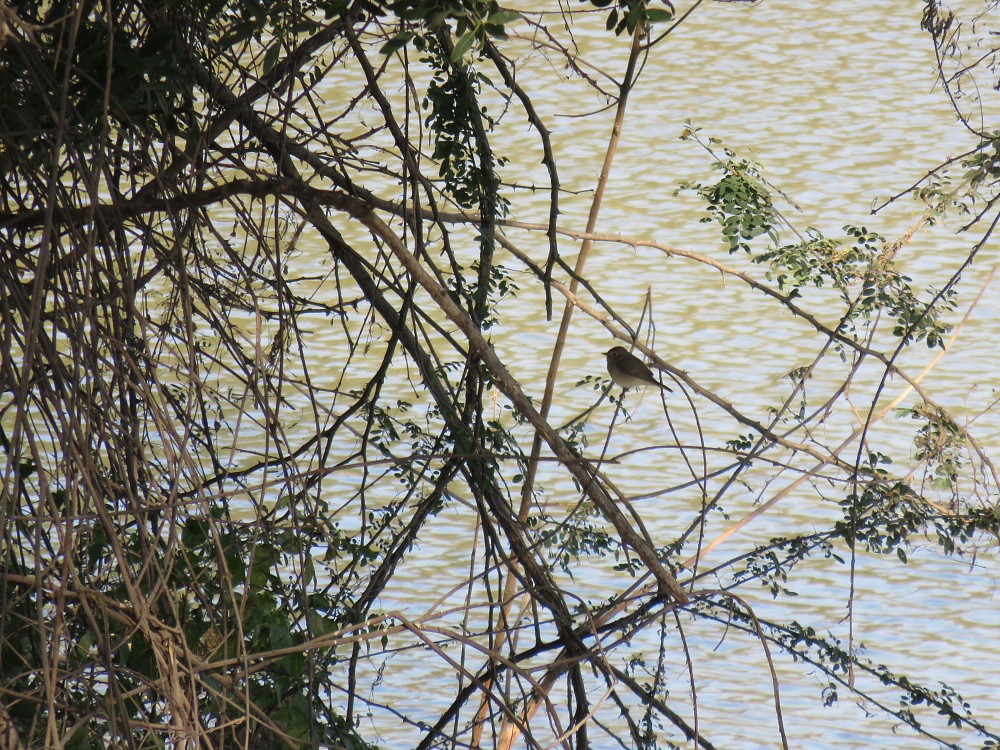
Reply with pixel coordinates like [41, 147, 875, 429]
[305, 2, 1000, 747]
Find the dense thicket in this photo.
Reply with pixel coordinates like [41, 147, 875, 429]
[0, 1, 997, 748]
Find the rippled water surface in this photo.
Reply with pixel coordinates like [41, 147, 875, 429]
[311, 2, 1000, 747]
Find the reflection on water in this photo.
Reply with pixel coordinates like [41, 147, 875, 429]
[310, 1, 1000, 747]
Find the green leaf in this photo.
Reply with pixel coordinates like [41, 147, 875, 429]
[270, 621, 294, 650]
[451, 30, 476, 62]
[646, 8, 675, 23]
[182, 518, 208, 548]
[262, 41, 281, 74]
[303, 554, 315, 586]
[380, 31, 415, 55]
[484, 23, 509, 40]
[487, 10, 520, 25]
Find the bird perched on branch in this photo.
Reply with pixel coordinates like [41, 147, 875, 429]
[605, 346, 672, 392]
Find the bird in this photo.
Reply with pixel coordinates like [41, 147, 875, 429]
[604, 346, 673, 392]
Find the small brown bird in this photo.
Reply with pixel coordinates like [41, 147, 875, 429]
[605, 346, 673, 392]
